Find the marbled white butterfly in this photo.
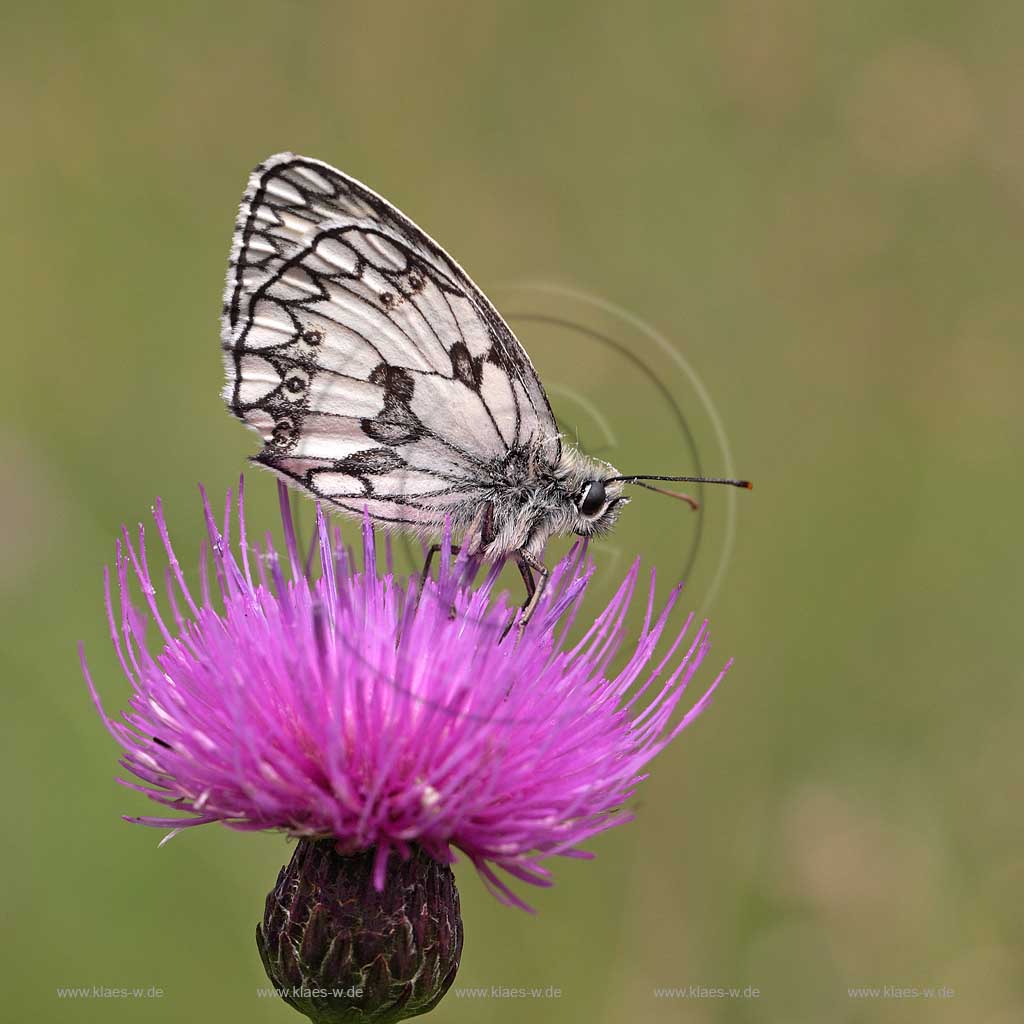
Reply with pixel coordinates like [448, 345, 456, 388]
[221, 153, 750, 630]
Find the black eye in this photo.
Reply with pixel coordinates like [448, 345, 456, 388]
[579, 480, 606, 516]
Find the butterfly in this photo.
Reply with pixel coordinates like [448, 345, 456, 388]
[221, 153, 750, 631]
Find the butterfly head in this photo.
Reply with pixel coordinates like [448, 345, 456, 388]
[557, 451, 630, 539]
[570, 475, 631, 538]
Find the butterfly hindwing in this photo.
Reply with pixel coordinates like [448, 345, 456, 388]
[221, 153, 560, 528]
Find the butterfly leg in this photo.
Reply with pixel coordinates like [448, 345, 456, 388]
[418, 503, 496, 623]
[517, 551, 550, 632]
[418, 544, 463, 621]
[419, 544, 462, 586]
[500, 550, 550, 642]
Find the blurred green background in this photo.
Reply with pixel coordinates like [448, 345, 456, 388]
[3, 3, 1022, 1022]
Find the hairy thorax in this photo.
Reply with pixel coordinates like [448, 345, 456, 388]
[475, 442, 626, 560]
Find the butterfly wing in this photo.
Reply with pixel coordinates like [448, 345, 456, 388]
[221, 152, 561, 528]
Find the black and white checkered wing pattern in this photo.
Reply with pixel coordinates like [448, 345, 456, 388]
[222, 153, 560, 527]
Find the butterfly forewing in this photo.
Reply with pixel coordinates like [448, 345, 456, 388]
[221, 153, 559, 529]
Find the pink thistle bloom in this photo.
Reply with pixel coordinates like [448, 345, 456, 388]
[84, 480, 730, 910]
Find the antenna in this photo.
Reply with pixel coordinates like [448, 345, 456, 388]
[607, 474, 752, 490]
[630, 480, 701, 510]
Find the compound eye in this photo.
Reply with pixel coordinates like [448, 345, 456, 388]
[579, 480, 606, 517]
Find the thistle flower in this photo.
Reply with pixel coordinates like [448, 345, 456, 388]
[84, 480, 730, 1021]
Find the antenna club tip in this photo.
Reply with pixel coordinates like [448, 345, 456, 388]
[741, 481, 753, 490]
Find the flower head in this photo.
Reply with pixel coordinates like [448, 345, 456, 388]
[84, 480, 729, 908]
